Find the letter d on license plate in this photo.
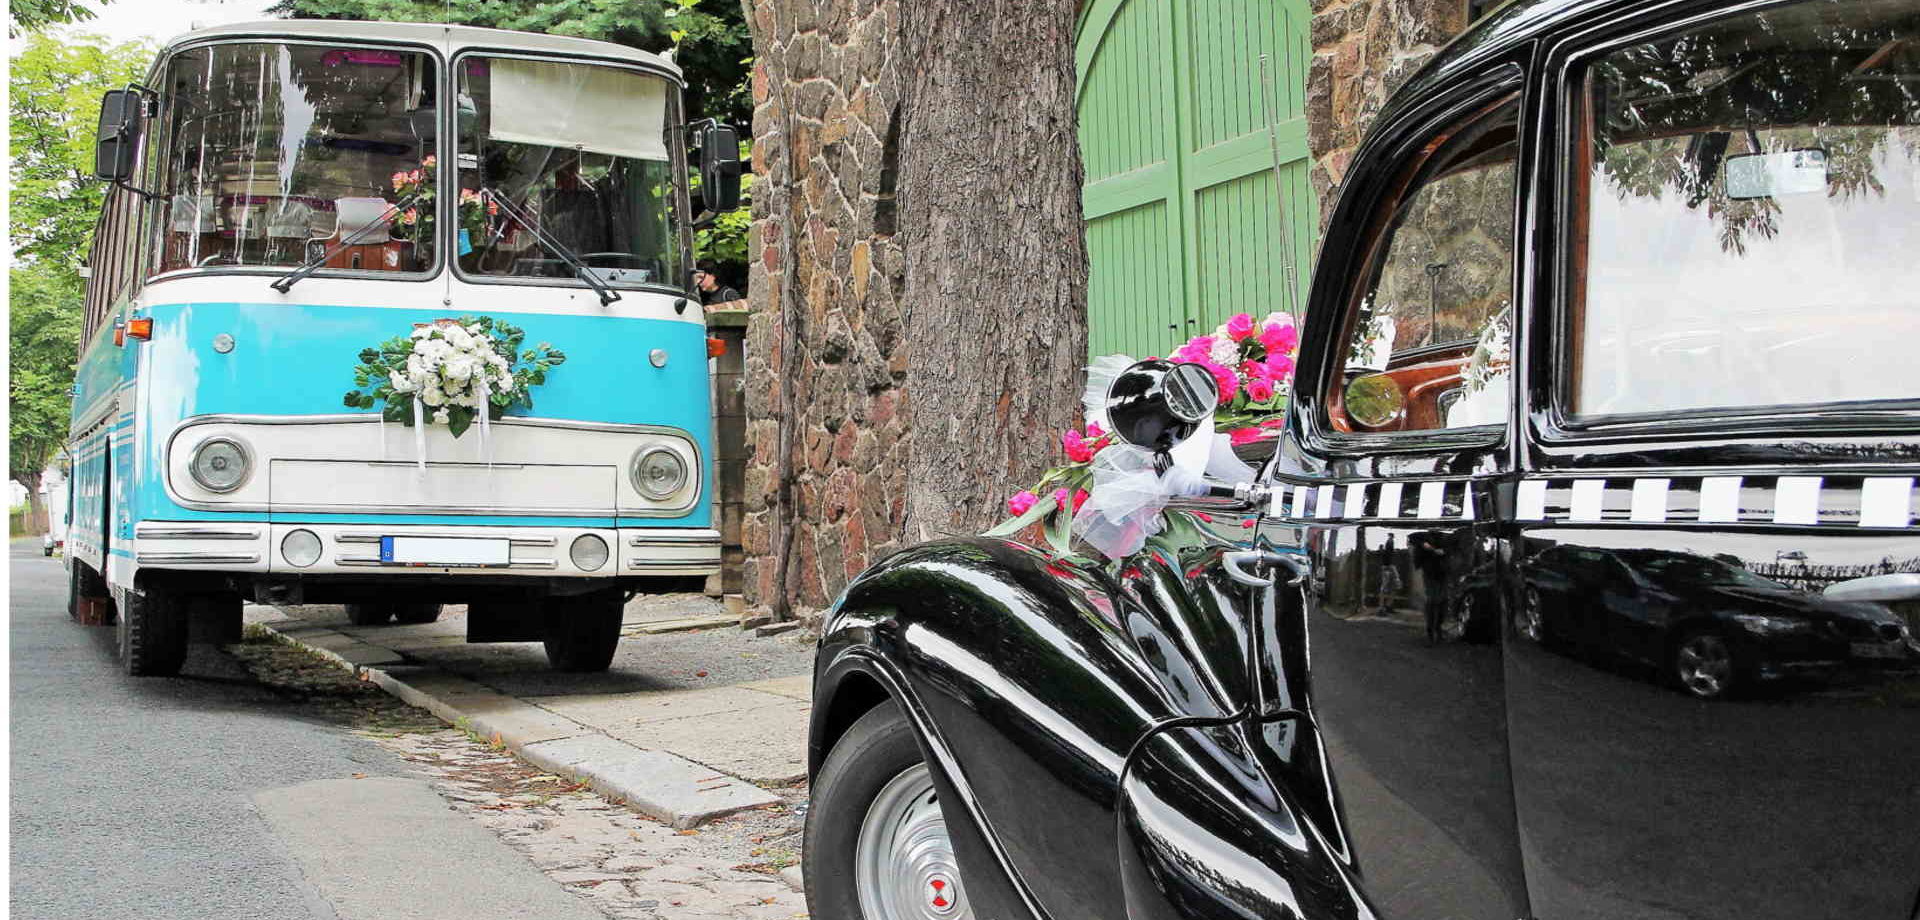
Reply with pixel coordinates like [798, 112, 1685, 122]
[379, 536, 511, 567]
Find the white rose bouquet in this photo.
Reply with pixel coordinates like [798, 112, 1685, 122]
[345, 315, 566, 438]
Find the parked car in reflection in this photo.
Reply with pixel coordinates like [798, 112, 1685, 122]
[1519, 545, 1917, 698]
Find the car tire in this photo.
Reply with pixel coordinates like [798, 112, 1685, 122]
[66, 558, 81, 622]
[805, 702, 973, 920]
[344, 603, 394, 626]
[120, 583, 189, 676]
[1673, 629, 1740, 700]
[392, 603, 442, 625]
[542, 591, 623, 672]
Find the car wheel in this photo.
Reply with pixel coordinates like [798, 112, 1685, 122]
[344, 602, 394, 626]
[806, 703, 973, 920]
[542, 591, 623, 672]
[1514, 588, 1545, 642]
[120, 583, 189, 676]
[1674, 630, 1738, 700]
[392, 603, 442, 625]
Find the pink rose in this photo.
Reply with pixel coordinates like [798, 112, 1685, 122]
[1085, 421, 1104, 439]
[1172, 335, 1215, 364]
[1229, 427, 1264, 445]
[1062, 429, 1094, 463]
[422, 155, 437, 168]
[1205, 362, 1238, 404]
[1263, 352, 1296, 382]
[1260, 321, 1299, 356]
[391, 171, 408, 188]
[1246, 378, 1275, 403]
[1226, 313, 1256, 341]
[1007, 491, 1038, 516]
[1242, 359, 1271, 381]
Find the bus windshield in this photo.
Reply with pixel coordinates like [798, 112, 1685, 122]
[454, 56, 679, 289]
[159, 42, 439, 275]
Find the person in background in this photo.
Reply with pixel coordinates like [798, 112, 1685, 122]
[694, 260, 742, 305]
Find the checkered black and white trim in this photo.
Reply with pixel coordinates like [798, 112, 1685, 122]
[1516, 475, 1920, 529]
[1268, 480, 1478, 523]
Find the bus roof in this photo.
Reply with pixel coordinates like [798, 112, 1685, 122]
[159, 19, 681, 80]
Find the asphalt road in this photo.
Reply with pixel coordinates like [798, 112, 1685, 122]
[10, 543, 608, 920]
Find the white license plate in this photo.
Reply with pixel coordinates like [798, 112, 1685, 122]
[379, 536, 510, 567]
[1850, 641, 1906, 660]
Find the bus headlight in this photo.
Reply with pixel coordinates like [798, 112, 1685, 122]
[190, 437, 252, 493]
[281, 529, 322, 567]
[631, 447, 688, 499]
[570, 534, 610, 572]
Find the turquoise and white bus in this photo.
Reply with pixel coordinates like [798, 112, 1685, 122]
[67, 20, 742, 676]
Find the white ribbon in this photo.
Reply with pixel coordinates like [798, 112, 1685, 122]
[412, 395, 427, 474]
[477, 371, 492, 471]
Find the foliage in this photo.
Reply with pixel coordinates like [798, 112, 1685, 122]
[343, 316, 566, 439]
[268, 0, 753, 127]
[8, 0, 107, 37]
[694, 171, 753, 267]
[8, 33, 151, 492]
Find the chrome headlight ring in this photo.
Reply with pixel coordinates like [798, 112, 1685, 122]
[188, 436, 254, 493]
[630, 445, 690, 500]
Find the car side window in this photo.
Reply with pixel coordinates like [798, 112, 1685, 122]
[1325, 99, 1519, 436]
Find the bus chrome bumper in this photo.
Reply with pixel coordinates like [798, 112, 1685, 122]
[132, 521, 721, 578]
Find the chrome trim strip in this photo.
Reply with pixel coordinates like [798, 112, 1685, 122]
[626, 560, 722, 571]
[134, 527, 262, 541]
[628, 535, 723, 546]
[335, 556, 560, 570]
[335, 533, 558, 547]
[162, 414, 704, 517]
[136, 552, 261, 565]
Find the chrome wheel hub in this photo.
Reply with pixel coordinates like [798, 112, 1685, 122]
[1678, 634, 1733, 697]
[856, 764, 972, 920]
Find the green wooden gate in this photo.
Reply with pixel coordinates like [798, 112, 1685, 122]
[1075, 0, 1315, 359]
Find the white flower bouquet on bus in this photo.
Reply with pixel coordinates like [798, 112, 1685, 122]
[344, 316, 565, 438]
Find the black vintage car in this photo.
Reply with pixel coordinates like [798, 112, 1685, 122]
[803, 1, 1920, 919]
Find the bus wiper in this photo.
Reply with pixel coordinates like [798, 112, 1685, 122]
[269, 191, 427, 294]
[481, 188, 622, 306]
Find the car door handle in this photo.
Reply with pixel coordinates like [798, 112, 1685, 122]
[1822, 573, 1920, 602]
[1223, 550, 1308, 588]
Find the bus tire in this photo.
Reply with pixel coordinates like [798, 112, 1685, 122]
[543, 591, 624, 672]
[392, 603, 442, 625]
[121, 583, 189, 677]
[344, 603, 394, 626]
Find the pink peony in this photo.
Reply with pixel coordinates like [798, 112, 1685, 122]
[1205, 361, 1238, 404]
[1246, 378, 1275, 403]
[1007, 491, 1038, 516]
[1229, 427, 1264, 445]
[1062, 429, 1094, 463]
[1260, 320, 1299, 356]
[1225, 313, 1256, 341]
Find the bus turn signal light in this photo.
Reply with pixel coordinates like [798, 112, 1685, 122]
[125, 317, 153, 341]
[707, 337, 726, 358]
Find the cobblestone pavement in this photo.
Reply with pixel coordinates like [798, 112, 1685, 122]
[233, 631, 811, 920]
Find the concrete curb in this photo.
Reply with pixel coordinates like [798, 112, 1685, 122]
[253, 621, 783, 829]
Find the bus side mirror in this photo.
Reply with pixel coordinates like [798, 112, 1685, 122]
[95, 89, 142, 181]
[698, 123, 743, 214]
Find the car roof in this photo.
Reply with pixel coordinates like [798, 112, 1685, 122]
[158, 19, 680, 79]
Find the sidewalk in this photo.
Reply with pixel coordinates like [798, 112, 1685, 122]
[244, 596, 816, 833]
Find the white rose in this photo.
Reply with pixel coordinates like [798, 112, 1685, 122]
[444, 326, 472, 350]
[388, 370, 415, 393]
[467, 324, 485, 336]
[421, 387, 446, 407]
[443, 356, 474, 381]
[432, 408, 450, 425]
[410, 326, 432, 339]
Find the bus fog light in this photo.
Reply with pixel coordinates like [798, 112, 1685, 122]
[189, 437, 252, 492]
[282, 529, 322, 567]
[570, 534, 610, 571]
[631, 447, 688, 499]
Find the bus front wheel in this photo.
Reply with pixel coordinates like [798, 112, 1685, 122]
[121, 583, 189, 677]
[543, 591, 625, 672]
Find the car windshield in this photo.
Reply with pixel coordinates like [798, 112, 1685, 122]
[158, 42, 439, 275]
[1629, 552, 1787, 591]
[1572, 0, 1920, 417]
[454, 56, 680, 288]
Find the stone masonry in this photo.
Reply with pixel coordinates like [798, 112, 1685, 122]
[741, 0, 907, 620]
[1306, 0, 1468, 220]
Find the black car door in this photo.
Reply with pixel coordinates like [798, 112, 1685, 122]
[1508, 4, 1920, 918]
[1252, 59, 1534, 920]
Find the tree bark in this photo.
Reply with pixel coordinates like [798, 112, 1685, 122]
[895, 0, 1089, 540]
[14, 472, 46, 535]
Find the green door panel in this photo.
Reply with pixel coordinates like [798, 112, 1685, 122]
[1077, 0, 1315, 357]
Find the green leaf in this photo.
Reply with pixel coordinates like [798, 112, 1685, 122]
[343, 390, 362, 408]
[1043, 506, 1074, 557]
[358, 347, 380, 364]
[447, 409, 473, 438]
[983, 493, 1059, 538]
[546, 349, 565, 364]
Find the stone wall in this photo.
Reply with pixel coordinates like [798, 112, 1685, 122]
[740, 0, 908, 619]
[1306, 0, 1467, 221]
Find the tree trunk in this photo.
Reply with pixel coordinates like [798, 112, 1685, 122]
[740, 0, 1088, 619]
[15, 472, 46, 535]
[895, 0, 1089, 540]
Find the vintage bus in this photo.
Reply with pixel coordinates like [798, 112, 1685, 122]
[67, 20, 742, 676]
